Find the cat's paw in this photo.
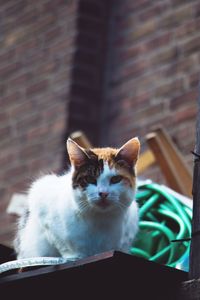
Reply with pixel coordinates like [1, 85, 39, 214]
[61, 254, 82, 262]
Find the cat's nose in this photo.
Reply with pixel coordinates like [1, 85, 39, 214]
[99, 192, 109, 199]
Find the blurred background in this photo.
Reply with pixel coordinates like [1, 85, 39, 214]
[0, 0, 198, 247]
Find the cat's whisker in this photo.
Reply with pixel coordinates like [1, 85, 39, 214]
[88, 193, 98, 197]
[119, 202, 129, 209]
[116, 202, 129, 212]
[77, 200, 91, 215]
[87, 196, 100, 202]
[79, 202, 88, 211]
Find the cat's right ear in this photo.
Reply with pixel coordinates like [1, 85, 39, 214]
[66, 138, 90, 168]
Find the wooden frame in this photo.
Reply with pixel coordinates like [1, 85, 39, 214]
[146, 127, 192, 198]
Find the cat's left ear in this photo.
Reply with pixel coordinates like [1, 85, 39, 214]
[116, 137, 140, 167]
[66, 138, 90, 168]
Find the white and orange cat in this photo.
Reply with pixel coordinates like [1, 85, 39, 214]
[14, 137, 140, 260]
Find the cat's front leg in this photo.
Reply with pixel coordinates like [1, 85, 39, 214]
[43, 224, 81, 260]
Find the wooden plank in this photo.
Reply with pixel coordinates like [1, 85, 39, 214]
[70, 131, 92, 149]
[155, 127, 192, 197]
[146, 132, 189, 196]
[137, 149, 156, 174]
[146, 128, 193, 197]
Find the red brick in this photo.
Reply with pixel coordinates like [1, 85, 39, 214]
[175, 20, 196, 39]
[18, 143, 41, 160]
[173, 106, 197, 123]
[15, 39, 38, 56]
[0, 152, 16, 169]
[15, 114, 43, 134]
[9, 73, 32, 87]
[0, 125, 11, 141]
[119, 59, 150, 82]
[170, 90, 198, 109]
[27, 125, 48, 140]
[119, 44, 143, 62]
[194, 2, 200, 18]
[118, 0, 152, 15]
[32, 14, 57, 34]
[145, 32, 172, 51]
[3, 165, 28, 184]
[189, 72, 200, 88]
[122, 93, 150, 111]
[44, 27, 62, 42]
[118, 33, 172, 63]
[138, 2, 168, 21]
[26, 80, 49, 96]
[181, 36, 200, 55]
[155, 78, 184, 98]
[0, 91, 21, 109]
[0, 110, 10, 125]
[35, 62, 58, 76]
[171, 0, 191, 6]
[151, 47, 178, 66]
[49, 38, 75, 54]
[121, 19, 157, 44]
[0, 62, 21, 80]
[161, 5, 193, 29]
[163, 56, 195, 77]
[5, 0, 27, 16]
[0, 49, 16, 65]
[16, 9, 38, 26]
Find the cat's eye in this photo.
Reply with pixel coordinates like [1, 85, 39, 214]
[85, 176, 97, 185]
[110, 175, 123, 184]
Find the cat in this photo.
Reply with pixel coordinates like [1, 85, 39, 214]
[14, 137, 140, 260]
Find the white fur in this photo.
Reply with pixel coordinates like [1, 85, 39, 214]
[15, 164, 139, 259]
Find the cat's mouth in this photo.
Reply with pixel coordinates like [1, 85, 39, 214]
[95, 198, 111, 209]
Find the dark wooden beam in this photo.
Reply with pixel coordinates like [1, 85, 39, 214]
[189, 83, 200, 279]
[0, 251, 187, 299]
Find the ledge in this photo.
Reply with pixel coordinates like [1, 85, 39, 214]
[0, 250, 187, 299]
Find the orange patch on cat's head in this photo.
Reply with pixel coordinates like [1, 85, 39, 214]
[90, 147, 118, 165]
[91, 138, 140, 187]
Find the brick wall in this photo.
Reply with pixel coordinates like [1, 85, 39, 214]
[0, 0, 80, 245]
[0, 0, 110, 247]
[102, 0, 199, 182]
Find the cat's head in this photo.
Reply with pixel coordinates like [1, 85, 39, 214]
[66, 138, 140, 213]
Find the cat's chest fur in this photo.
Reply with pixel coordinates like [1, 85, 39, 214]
[40, 175, 134, 256]
[64, 211, 125, 256]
